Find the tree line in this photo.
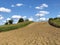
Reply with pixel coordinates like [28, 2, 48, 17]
[5, 18, 29, 25]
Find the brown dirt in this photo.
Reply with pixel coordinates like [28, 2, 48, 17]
[0, 22, 60, 45]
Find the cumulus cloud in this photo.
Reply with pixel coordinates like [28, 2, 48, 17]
[0, 7, 11, 13]
[28, 17, 34, 21]
[40, 17, 46, 21]
[16, 3, 23, 6]
[35, 3, 48, 9]
[57, 15, 60, 17]
[12, 15, 22, 19]
[36, 11, 50, 17]
[22, 16, 27, 19]
[40, 17, 48, 21]
[11, 3, 23, 7]
[0, 15, 4, 20]
[36, 17, 49, 21]
[39, 11, 49, 14]
[6, 18, 11, 20]
[3, 20, 6, 23]
[12, 15, 27, 19]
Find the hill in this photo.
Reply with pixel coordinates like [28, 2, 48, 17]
[48, 18, 60, 28]
[0, 22, 60, 45]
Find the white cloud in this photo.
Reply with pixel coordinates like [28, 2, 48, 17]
[12, 15, 22, 19]
[40, 17, 46, 21]
[11, 3, 23, 7]
[12, 15, 27, 19]
[0, 7, 11, 13]
[16, 3, 23, 6]
[3, 20, 6, 23]
[7, 18, 11, 20]
[39, 11, 49, 14]
[28, 17, 34, 21]
[35, 11, 49, 22]
[57, 15, 60, 17]
[35, 3, 48, 9]
[0, 15, 4, 20]
[22, 16, 27, 19]
[36, 11, 50, 17]
[36, 13, 44, 17]
[39, 17, 49, 21]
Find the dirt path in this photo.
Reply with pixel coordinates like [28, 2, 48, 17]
[0, 22, 60, 45]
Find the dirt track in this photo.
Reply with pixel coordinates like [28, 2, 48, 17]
[0, 22, 60, 45]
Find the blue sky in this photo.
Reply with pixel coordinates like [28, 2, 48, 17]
[0, 0, 60, 25]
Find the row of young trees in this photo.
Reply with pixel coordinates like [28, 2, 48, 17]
[5, 18, 29, 25]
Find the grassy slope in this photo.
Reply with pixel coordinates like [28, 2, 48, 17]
[52, 19, 60, 26]
[48, 18, 60, 27]
[0, 21, 33, 32]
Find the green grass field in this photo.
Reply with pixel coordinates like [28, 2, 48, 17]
[0, 21, 33, 32]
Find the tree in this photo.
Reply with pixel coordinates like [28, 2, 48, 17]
[5, 19, 13, 25]
[8, 19, 13, 24]
[5, 22, 8, 25]
[25, 19, 29, 21]
[18, 18, 24, 23]
[49, 18, 53, 20]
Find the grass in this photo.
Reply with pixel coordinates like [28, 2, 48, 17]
[48, 18, 60, 28]
[0, 21, 33, 32]
[52, 19, 60, 26]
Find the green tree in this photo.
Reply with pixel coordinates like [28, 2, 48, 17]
[25, 19, 29, 21]
[18, 18, 24, 23]
[8, 19, 13, 24]
[5, 22, 8, 25]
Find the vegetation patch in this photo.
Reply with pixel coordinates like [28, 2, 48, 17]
[48, 17, 60, 28]
[0, 21, 33, 32]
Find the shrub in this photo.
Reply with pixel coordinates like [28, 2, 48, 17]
[5, 19, 13, 25]
[48, 18, 60, 28]
[5, 22, 8, 25]
[18, 18, 24, 23]
[25, 19, 29, 21]
[49, 18, 53, 20]
[8, 19, 13, 24]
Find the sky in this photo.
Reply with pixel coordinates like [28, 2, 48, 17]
[0, 0, 60, 25]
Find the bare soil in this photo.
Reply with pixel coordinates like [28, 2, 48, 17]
[0, 22, 60, 45]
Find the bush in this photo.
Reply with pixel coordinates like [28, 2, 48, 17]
[8, 19, 13, 24]
[5, 19, 13, 25]
[25, 19, 29, 21]
[50, 18, 53, 20]
[48, 18, 60, 28]
[18, 18, 24, 23]
[5, 22, 8, 25]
